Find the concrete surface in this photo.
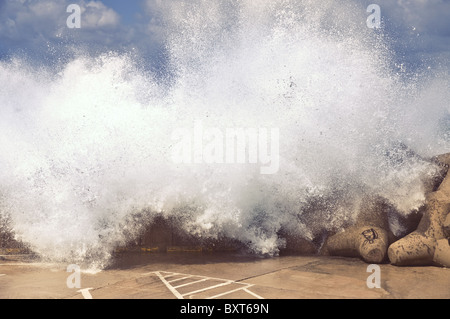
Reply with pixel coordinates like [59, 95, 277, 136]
[0, 253, 449, 299]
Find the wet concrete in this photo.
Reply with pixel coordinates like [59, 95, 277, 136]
[0, 252, 449, 299]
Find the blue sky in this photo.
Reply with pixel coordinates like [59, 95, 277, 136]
[0, 0, 449, 73]
[104, 0, 141, 25]
[0, 0, 167, 68]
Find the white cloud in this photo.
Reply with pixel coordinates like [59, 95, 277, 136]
[0, 0, 66, 40]
[0, 0, 133, 58]
[81, 1, 120, 29]
[0, 0, 121, 41]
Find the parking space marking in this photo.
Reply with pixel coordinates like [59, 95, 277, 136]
[150, 271, 264, 299]
[77, 288, 94, 299]
[154, 271, 184, 299]
[243, 288, 264, 299]
[181, 280, 233, 297]
[173, 278, 208, 289]
[207, 285, 254, 299]
[168, 275, 193, 283]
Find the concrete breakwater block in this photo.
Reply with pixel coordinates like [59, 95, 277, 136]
[323, 154, 450, 265]
[433, 239, 450, 268]
[322, 152, 450, 266]
[323, 226, 390, 263]
[443, 205, 450, 237]
[388, 233, 437, 266]
[388, 153, 450, 266]
[321, 195, 396, 263]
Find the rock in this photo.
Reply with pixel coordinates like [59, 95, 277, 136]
[388, 153, 450, 266]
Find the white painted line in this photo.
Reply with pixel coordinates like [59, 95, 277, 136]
[159, 271, 238, 283]
[155, 271, 184, 299]
[149, 271, 265, 299]
[77, 288, 94, 299]
[168, 275, 193, 283]
[173, 278, 208, 289]
[243, 288, 265, 299]
[207, 285, 251, 299]
[181, 281, 233, 297]
[159, 272, 179, 279]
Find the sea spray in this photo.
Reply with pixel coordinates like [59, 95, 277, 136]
[0, 0, 448, 268]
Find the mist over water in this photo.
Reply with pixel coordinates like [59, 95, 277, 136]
[0, 0, 449, 268]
